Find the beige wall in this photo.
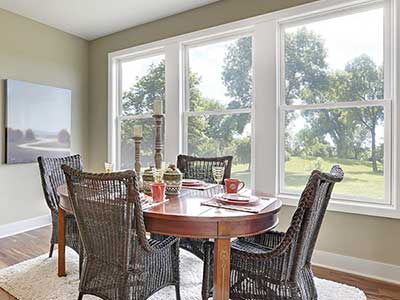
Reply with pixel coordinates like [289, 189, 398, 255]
[0, 9, 89, 226]
[86, 0, 400, 266]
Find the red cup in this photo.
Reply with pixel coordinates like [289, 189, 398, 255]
[224, 178, 245, 194]
[151, 182, 166, 202]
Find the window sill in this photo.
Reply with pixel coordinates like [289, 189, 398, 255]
[278, 193, 400, 219]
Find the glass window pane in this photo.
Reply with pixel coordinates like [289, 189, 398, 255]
[188, 36, 253, 112]
[120, 118, 165, 170]
[121, 54, 165, 116]
[284, 8, 384, 105]
[188, 113, 251, 187]
[283, 107, 385, 201]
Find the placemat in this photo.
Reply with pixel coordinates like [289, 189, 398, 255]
[201, 196, 277, 213]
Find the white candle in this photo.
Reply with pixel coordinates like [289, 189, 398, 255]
[133, 125, 142, 138]
[154, 99, 163, 115]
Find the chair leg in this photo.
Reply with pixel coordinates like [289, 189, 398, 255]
[78, 241, 83, 279]
[79, 253, 83, 279]
[77, 292, 84, 300]
[49, 244, 55, 258]
[175, 284, 181, 300]
[202, 242, 213, 300]
[172, 242, 181, 300]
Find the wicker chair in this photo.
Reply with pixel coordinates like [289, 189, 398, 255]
[175, 154, 233, 260]
[177, 154, 233, 185]
[201, 165, 344, 300]
[37, 154, 83, 257]
[62, 166, 181, 300]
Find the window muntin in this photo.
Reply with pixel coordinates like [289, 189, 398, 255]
[280, 4, 390, 204]
[185, 36, 253, 186]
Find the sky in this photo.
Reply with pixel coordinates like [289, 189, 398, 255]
[7, 80, 71, 134]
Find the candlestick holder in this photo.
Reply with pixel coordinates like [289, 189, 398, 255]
[133, 136, 143, 191]
[153, 114, 164, 170]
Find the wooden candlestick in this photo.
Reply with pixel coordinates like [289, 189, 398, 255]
[133, 136, 143, 191]
[153, 114, 164, 169]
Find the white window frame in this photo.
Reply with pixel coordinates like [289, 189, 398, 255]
[278, 1, 393, 205]
[108, 0, 400, 219]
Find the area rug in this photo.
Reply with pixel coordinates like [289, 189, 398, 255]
[0, 248, 366, 300]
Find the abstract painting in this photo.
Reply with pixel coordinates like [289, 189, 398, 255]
[5, 80, 71, 164]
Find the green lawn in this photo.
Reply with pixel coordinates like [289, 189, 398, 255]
[232, 164, 251, 187]
[231, 156, 384, 201]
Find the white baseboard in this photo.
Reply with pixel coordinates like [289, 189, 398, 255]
[0, 215, 51, 239]
[313, 250, 400, 285]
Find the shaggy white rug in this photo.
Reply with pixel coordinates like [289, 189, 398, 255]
[0, 248, 366, 300]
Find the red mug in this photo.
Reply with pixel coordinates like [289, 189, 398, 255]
[151, 182, 166, 202]
[224, 178, 245, 194]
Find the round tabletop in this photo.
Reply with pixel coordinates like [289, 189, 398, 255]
[57, 184, 282, 239]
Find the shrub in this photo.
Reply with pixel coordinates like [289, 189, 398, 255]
[25, 129, 36, 141]
[58, 129, 71, 145]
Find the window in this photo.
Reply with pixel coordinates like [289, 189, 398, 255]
[109, 0, 399, 218]
[279, 5, 391, 204]
[183, 36, 253, 186]
[118, 53, 165, 169]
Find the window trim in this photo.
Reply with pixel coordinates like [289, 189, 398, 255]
[108, 0, 400, 219]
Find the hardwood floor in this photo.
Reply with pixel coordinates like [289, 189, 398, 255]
[0, 226, 399, 300]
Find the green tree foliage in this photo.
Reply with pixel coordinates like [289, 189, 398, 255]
[122, 62, 165, 115]
[234, 136, 251, 171]
[120, 29, 384, 174]
[285, 28, 329, 103]
[57, 129, 71, 145]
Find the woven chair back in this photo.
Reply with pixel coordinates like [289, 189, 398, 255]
[287, 166, 344, 281]
[177, 154, 233, 183]
[38, 154, 82, 211]
[63, 167, 142, 270]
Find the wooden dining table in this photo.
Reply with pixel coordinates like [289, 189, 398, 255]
[57, 184, 282, 300]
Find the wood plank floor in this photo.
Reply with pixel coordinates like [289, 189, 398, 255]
[0, 226, 399, 300]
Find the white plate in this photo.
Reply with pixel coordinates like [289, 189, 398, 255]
[182, 179, 205, 186]
[216, 193, 259, 204]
